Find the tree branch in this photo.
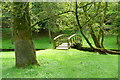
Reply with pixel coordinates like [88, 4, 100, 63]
[31, 10, 75, 27]
[78, 2, 94, 9]
[31, 18, 49, 27]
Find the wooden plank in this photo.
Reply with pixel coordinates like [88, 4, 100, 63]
[56, 43, 69, 50]
[56, 47, 68, 50]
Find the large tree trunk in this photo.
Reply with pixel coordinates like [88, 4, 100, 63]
[13, 2, 39, 68]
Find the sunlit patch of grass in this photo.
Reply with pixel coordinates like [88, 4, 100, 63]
[104, 35, 118, 50]
[2, 39, 14, 49]
[33, 37, 53, 49]
[2, 49, 118, 78]
[82, 35, 118, 50]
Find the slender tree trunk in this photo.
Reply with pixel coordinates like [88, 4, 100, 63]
[47, 20, 52, 44]
[82, 2, 102, 49]
[75, 2, 94, 49]
[90, 26, 102, 48]
[100, 2, 108, 48]
[98, 29, 101, 44]
[48, 27, 52, 44]
[75, 2, 107, 54]
[47, 21, 52, 44]
[13, 2, 39, 68]
[100, 25, 105, 48]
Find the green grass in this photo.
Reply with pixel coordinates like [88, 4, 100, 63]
[33, 37, 53, 49]
[82, 35, 118, 50]
[1, 49, 118, 78]
[2, 39, 14, 49]
[104, 35, 118, 49]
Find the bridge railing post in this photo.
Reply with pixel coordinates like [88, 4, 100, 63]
[53, 34, 66, 49]
[53, 39, 56, 49]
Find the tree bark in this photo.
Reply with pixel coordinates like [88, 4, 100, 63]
[82, 3, 102, 49]
[100, 2, 108, 48]
[75, 2, 95, 49]
[13, 2, 39, 68]
[48, 25, 52, 44]
[98, 29, 101, 44]
[75, 2, 107, 54]
[76, 46, 120, 54]
[90, 26, 102, 48]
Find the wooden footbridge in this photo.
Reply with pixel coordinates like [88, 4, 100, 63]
[53, 34, 82, 50]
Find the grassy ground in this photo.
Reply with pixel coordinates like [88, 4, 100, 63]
[1, 49, 118, 78]
[33, 37, 53, 49]
[83, 35, 118, 50]
[1, 28, 118, 50]
[1, 28, 118, 78]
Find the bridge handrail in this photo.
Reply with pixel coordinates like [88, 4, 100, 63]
[54, 34, 65, 40]
[68, 34, 77, 40]
[67, 34, 82, 47]
[53, 34, 67, 48]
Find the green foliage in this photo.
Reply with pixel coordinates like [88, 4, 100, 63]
[1, 2, 119, 31]
[104, 2, 119, 35]
[1, 2, 13, 17]
[30, 2, 78, 33]
[1, 2, 13, 28]
[30, 2, 59, 32]
[1, 2, 119, 50]
[56, 3, 78, 33]
[1, 49, 118, 78]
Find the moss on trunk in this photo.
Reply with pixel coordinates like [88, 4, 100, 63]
[13, 2, 39, 68]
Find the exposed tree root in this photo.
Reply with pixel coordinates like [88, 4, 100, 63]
[71, 45, 120, 55]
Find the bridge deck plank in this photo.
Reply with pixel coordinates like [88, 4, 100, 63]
[56, 43, 69, 50]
